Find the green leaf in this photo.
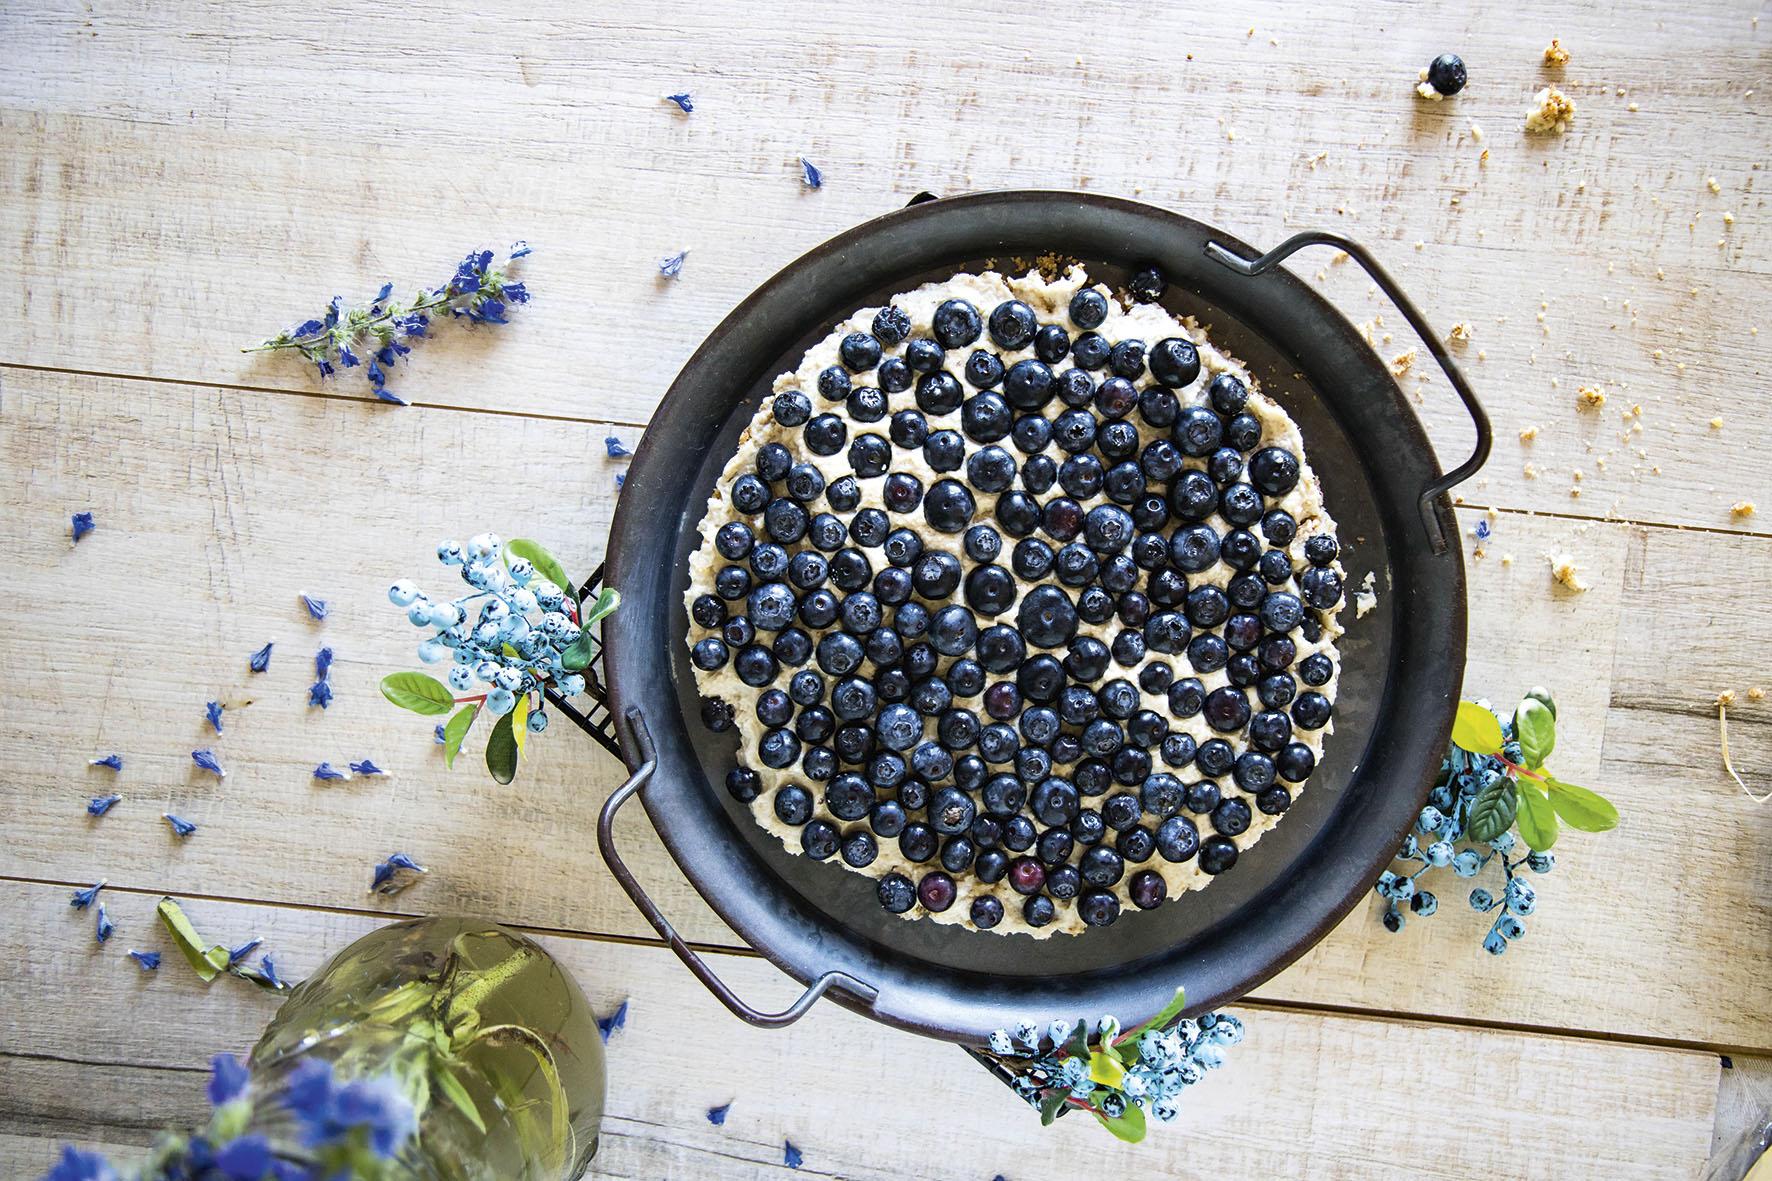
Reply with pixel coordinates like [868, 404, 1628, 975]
[1122, 986, 1188, 1044]
[485, 711, 518, 785]
[432, 1066, 487, 1134]
[1514, 778, 1559, 851]
[1088, 1050, 1126, 1088]
[1464, 778, 1519, 843]
[1515, 699, 1556, 769]
[512, 693, 529, 757]
[1038, 1088, 1068, 1127]
[1066, 1019, 1091, 1059]
[443, 705, 478, 769]
[1451, 701, 1505, 755]
[1544, 778, 1619, 832]
[581, 587, 620, 626]
[1524, 686, 1558, 719]
[155, 897, 231, 982]
[1093, 1101, 1147, 1144]
[380, 672, 455, 716]
[558, 629, 595, 672]
[505, 539, 575, 605]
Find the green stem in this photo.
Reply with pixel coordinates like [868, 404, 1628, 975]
[241, 291, 459, 354]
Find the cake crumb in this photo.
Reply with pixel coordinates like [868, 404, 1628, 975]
[1519, 424, 1540, 442]
[1710, 417, 1724, 429]
[1543, 39, 1571, 66]
[1354, 571, 1378, 618]
[1576, 385, 1607, 410]
[1390, 348, 1418, 376]
[1525, 86, 1577, 133]
[1546, 553, 1589, 592]
[1470, 122, 1485, 142]
[1448, 321, 1473, 344]
[1501, 553, 1515, 566]
[1731, 500, 1757, 518]
[1628, 102, 1639, 112]
[1480, 148, 1490, 166]
[1750, 687, 1766, 702]
[1523, 463, 1538, 479]
[1707, 176, 1722, 194]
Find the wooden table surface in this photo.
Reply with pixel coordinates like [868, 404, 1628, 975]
[2, 1, 1768, 1177]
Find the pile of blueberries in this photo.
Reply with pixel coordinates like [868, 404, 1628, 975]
[689, 275, 1343, 931]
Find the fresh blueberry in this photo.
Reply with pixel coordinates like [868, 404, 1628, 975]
[1078, 888, 1121, 927]
[1196, 738, 1236, 777]
[1224, 412, 1262, 451]
[1156, 815, 1200, 862]
[996, 491, 1042, 538]
[1304, 534, 1340, 566]
[1175, 406, 1223, 457]
[773, 389, 812, 426]
[1149, 337, 1200, 388]
[1198, 834, 1239, 875]
[900, 822, 938, 863]
[916, 372, 964, 415]
[847, 386, 887, 422]
[1003, 359, 1056, 410]
[803, 414, 848, 456]
[1256, 785, 1292, 814]
[1169, 525, 1221, 573]
[1109, 339, 1146, 379]
[1426, 53, 1467, 96]
[1023, 894, 1057, 927]
[1293, 691, 1332, 729]
[1069, 287, 1110, 328]
[988, 300, 1038, 349]
[917, 872, 957, 912]
[922, 479, 977, 533]
[1034, 324, 1071, 363]
[817, 366, 852, 402]
[1128, 266, 1166, 303]
[963, 563, 1017, 615]
[1012, 414, 1053, 454]
[1071, 332, 1111, 370]
[1117, 825, 1156, 863]
[970, 895, 1005, 929]
[965, 349, 1005, 389]
[906, 338, 946, 373]
[1248, 447, 1301, 496]
[1169, 469, 1218, 521]
[1233, 750, 1276, 792]
[1300, 567, 1343, 609]
[1259, 592, 1305, 632]
[932, 299, 983, 348]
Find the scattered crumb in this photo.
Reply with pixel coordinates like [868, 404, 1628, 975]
[1519, 424, 1540, 442]
[1707, 176, 1722, 194]
[1470, 122, 1485, 142]
[1330, 251, 1348, 265]
[1731, 500, 1757, 518]
[1576, 386, 1607, 410]
[1546, 553, 1589, 592]
[1526, 86, 1577, 134]
[1751, 687, 1766, 702]
[1523, 463, 1538, 479]
[1480, 148, 1490, 166]
[1354, 571, 1378, 618]
[1627, 102, 1639, 112]
[1417, 67, 1445, 101]
[1711, 417, 1724, 429]
[1500, 553, 1515, 567]
[1448, 321, 1473, 345]
[1390, 348, 1418, 376]
[1725, 212, 1736, 225]
[1543, 39, 1571, 66]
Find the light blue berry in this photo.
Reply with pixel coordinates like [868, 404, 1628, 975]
[1059, 1057, 1086, 1085]
[527, 709, 549, 733]
[1190, 1042, 1225, 1070]
[509, 588, 540, 617]
[1482, 930, 1508, 955]
[1152, 1100, 1180, 1123]
[1418, 805, 1444, 835]
[418, 639, 450, 664]
[1527, 851, 1555, 874]
[508, 558, 535, 586]
[1426, 840, 1454, 867]
[437, 541, 466, 566]
[474, 621, 501, 646]
[1452, 850, 1482, 877]
[473, 660, 501, 683]
[447, 665, 475, 692]
[407, 600, 435, 626]
[1410, 890, 1438, 917]
[1210, 1014, 1243, 1045]
[1469, 887, 1494, 910]
[1496, 915, 1525, 940]
[987, 1029, 1014, 1056]
[388, 580, 422, 607]
[1391, 875, 1416, 901]
[557, 674, 586, 697]
[494, 668, 523, 691]
[485, 688, 516, 715]
[532, 580, 564, 609]
[466, 533, 502, 561]
[1398, 834, 1419, 859]
[1047, 1018, 1073, 1045]
[428, 602, 464, 628]
[1489, 831, 1516, 853]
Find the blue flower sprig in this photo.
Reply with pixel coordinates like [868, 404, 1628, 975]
[982, 988, 1238, 1143]
[380, 533, 619, 786]
[40, 1053, 416, 1181]
[247, 244, 531, 405]
[1377, 689, 1620, 952]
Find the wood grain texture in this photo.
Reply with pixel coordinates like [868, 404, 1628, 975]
[0, 882, 1723, 1181]
[2, 366, 1767, 1051]
[1, 0, 1768, 533]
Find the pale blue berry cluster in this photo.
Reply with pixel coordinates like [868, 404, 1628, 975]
[390, 532, 587, 727]
[984, 995, 1239, 1141]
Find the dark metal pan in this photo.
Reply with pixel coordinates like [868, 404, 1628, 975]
[566, 191, 1489, 1045]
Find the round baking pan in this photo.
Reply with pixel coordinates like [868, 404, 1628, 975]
[593, 191, 1490, 1044]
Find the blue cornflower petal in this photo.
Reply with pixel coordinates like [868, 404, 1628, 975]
[706, 1102, 731, 1126]
[300, 593, 329, 621]
[658, 250, 687, 278]
[206, 701, 225, 734]
[293, 319, 325, 338]
[315, 358, 335, 378]
[596, 999, 629, 1042]
[784, 1140, 803, 1169]
[333, 1075, 419, 1158]
[503, 281, 530, 304]
[510, 240, 532, 259]
[89, 753, 124, 771]
[214, 1133, 273, 1180]
[227, 937, 263, 966]
[42, 1145, 118, 1181]
[164, 812, 198, 837]
[87, 793, 122, 816]
[373, 282, 394, 306]
[249, 641, 273, 672]
[369, 852, 426, 894]
[315, 647, 335, 679]
[338, 346, 360, 368]
[191, 749, 226, 777]
[209, 1053, 252, 1106]
[433, 723, 448, 744]
[254, 953, 286, 990]
[323, 297, 342, 329]
[375, 346, 396, 366]
[71, 511, 96, 542]
[127, 949, 161, 971]
[605, 435, 633, 458]
[366, 361, 386, 387]
[615, 472, 625, 490]
[70, 880, 106, 909]
[1475, 519, 1492, 540]
[95, 901, 114, 944]
[665, 92, 693, 113]
[799, 157, 823, 189]
[349, 759, 386, 775]
[309, 680, 334, 709]
[375, 387, 410, 406]
[313, 762, 349, 781]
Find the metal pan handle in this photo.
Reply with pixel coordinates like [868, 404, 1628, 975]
[596, 706, 879, 1028]
[1204, 230, 1491, 555]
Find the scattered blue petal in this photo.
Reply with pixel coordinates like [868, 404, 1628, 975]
[87, 793, 122, 816]
[300, 593, 329, 621]
[309, 680, 334, 709]
[191, 749, 226, 777]
[372, 282, 394, 306]
[70, 880, 106, 910]
[375, 387, 410, 406]
[205, 700, 225, 734]
[279, 1058, 416, 1157]
[1475, 519, 1492, 540]
[615, 472, 625, 490]
[799, 158, 822, 189]
[315, 647, 335, 679]
[213, 1134, 273, 1179]
[313, 762, 349, 781]
[604, 435, 633, 458]
[510, 241, 532, 259]
[71, 511, 96, 543]
[89, 754, 124, 771]
[251, 953, 287, 991]
[349, 759, 386, 776]
[596, 999, 629, 1042]
[164, 812, 198, 837]
[209, 1053, 252, 1106]
[706, 1102, 731, 1126]
[433, 723, 448, 744]
[784, 1140, 803, 1169]
[42, 1145, 116, 1181]
[227, 937, 263, 966]
[665, 92, 693, 113]
[658, 250, 687, 279]
[95, 901, 114, 944]
[127, 949, 161, 971]
[370, 852, 427, 895]
[249, 641, 273, 673]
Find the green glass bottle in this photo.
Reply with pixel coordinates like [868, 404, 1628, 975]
[249, 916, 605, 1180]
